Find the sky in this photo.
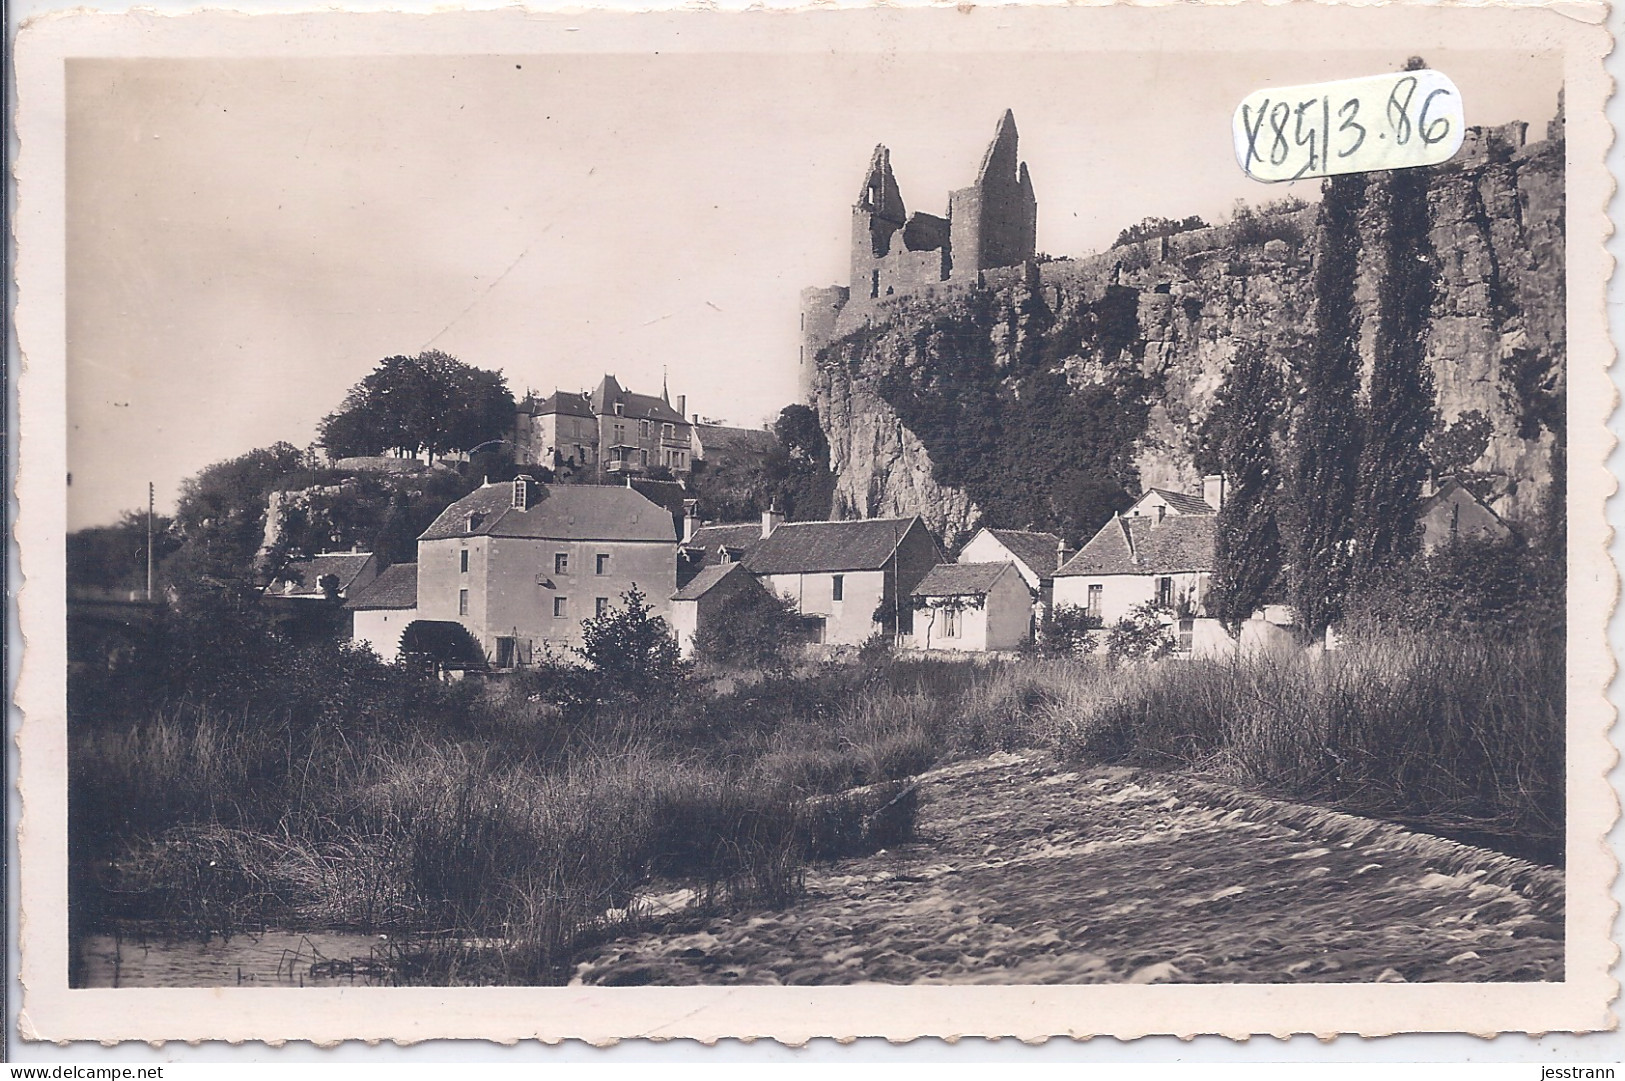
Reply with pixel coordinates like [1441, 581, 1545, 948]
[66, 47, 1562, 529]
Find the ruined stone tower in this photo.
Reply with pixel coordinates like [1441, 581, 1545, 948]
[800, 110, 1040, 401]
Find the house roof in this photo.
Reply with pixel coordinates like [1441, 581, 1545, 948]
[1055, 515, 1216, 577]
[979, 528, 1065, 578]
[419, 482, 677, 543]
[592, 375, 687, 426]
[1141, 488, 1217, 516]
[672, 561, 755, 602]
[264, 551, 375, 597]
[744, 517, 923, 575]
[628, 478, 688, 538]
[345, 563, 418, 610]
[1418, 478, 1508, 526]
[693, 424, 777, 460]
[524, 390, 595, 419]
[685, 522, 766, 560]
[912, 561, 1014, 597]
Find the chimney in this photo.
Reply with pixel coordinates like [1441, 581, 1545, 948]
[1056, 536, 1074, 569]
[676, 394, 686, 417]
[512, 474, 535, 510]
[683, 499, 700, 543]
[762, 503, 784, 539]
[1202, 474, 1226, 511]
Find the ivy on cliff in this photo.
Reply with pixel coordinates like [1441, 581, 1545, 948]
[831, 284, 1151, 544]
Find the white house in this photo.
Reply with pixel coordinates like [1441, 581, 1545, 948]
[344, 563, 418, 662]
[910, 562, 1032, 653]
[1053, 503, 1230, 658]
[742, 515, 944, 646]
[1416, 478, 1514, 552]
[954, 527, 1072, 631]
[668, 561, 768, 659]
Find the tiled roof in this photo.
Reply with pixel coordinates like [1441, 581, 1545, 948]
[526, 390, 595, 419]
[981, 528, 1065, 577]
[419, 482, 677, 543]
[912, 561, 1014, 597]
[265, 552, 375, 597]
[685, 522, 766, 561]
[693, 425, 776, 460]
[591, 375, 687, 425]
[1055, 515, 1216, 577]
[345, 563, 418, 610]
[744, 517, 921, 575]
[672, 561, 753, 602]
[629, 479, 687, 538]
[1143, 488, 1217, 516]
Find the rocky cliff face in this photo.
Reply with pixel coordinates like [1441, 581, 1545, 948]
[809, 117, 1565, 547]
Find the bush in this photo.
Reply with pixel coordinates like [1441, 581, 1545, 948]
[1104, 602, 1174, 660]
[575, 587, 687, 700]
[693, 585, 817, 674]
[1038, 604, 1101, 657]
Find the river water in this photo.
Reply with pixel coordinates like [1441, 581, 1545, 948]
[77, 929, 391, 988]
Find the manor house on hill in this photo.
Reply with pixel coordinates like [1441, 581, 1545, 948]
[514, 374, 694, 476]
[800, 109, 1038, 399]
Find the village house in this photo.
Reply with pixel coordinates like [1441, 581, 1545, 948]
[1416, 478, 1514, 552]
[668, 561, 769, 659]
[676, 506, 773, 586]
[910, 562, 1032, 653]
[513, 374, 694, 477]
[1052, 478, 1230, 657]
[955, 526, 1073, 631]
[344, 562, 419, 663]
[414, 475, 677, 668]
[742, 515, 943, 646]
[262, 550, 379, 602]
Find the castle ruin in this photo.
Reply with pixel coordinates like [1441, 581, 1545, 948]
[800, 109, 1038, 400]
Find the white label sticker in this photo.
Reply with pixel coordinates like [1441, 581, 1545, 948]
[1233, 69, 1466, 183]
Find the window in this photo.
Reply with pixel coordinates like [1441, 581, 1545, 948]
[595, 554, 610, 575]
[1087, 584, 1103, 618]
[831, 574, 844, 602]
[596, 597, 610, 617]
[613, 423, 625, 443]
[458, 589, 469, 616]
[1177, 618, 1195, 654]
[640, 449, 648, 467]
[554, 596, 569, 618]
[662, 423, 674, 441]
[943, 607, 960, 638]
[1156, 576, 1174, 608]
[640, 419, 651, 438]
[459, 549, 469, 574]
[555, 553, 569, 575]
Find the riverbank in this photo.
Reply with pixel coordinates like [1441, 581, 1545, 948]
[571, 752, 1564, 985]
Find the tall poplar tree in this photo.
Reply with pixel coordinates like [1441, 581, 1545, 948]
[1203, 343, 1284, 631]
[1283, 172, 1367, 639]
[1349, 163, 1438, 580]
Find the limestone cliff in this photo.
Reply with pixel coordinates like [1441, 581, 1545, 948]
[807, 117, 1565, 548]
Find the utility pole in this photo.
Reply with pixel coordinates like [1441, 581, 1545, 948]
[146, 482, 154, 602]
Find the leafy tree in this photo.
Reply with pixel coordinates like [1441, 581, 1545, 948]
[1423, 410, 1492, 479]
[67, 511, 179, 596]
[1201, 344, 1285, 630]
[1038, 604, 1101, 658]
[163, 442, 308, 598]
[1113, 215, 1208, 250]
[319, 351, 515, 462]
[1282, 172, 1367, 639]
[692, 584, 817, 673]
[1105, 602, 1174, 661]
[575, 586, 686, 699]
[1350, 166, 1438, 581]
[1340, 535, 1562, 642]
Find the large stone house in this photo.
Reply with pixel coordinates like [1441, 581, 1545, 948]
[513, 374, 694, 477]
[415, 475, 677, 667]
[910, 562, 1032, 653]
[743, 516, 943, 646]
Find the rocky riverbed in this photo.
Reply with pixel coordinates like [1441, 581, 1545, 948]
[572, 752, 1564, 986]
